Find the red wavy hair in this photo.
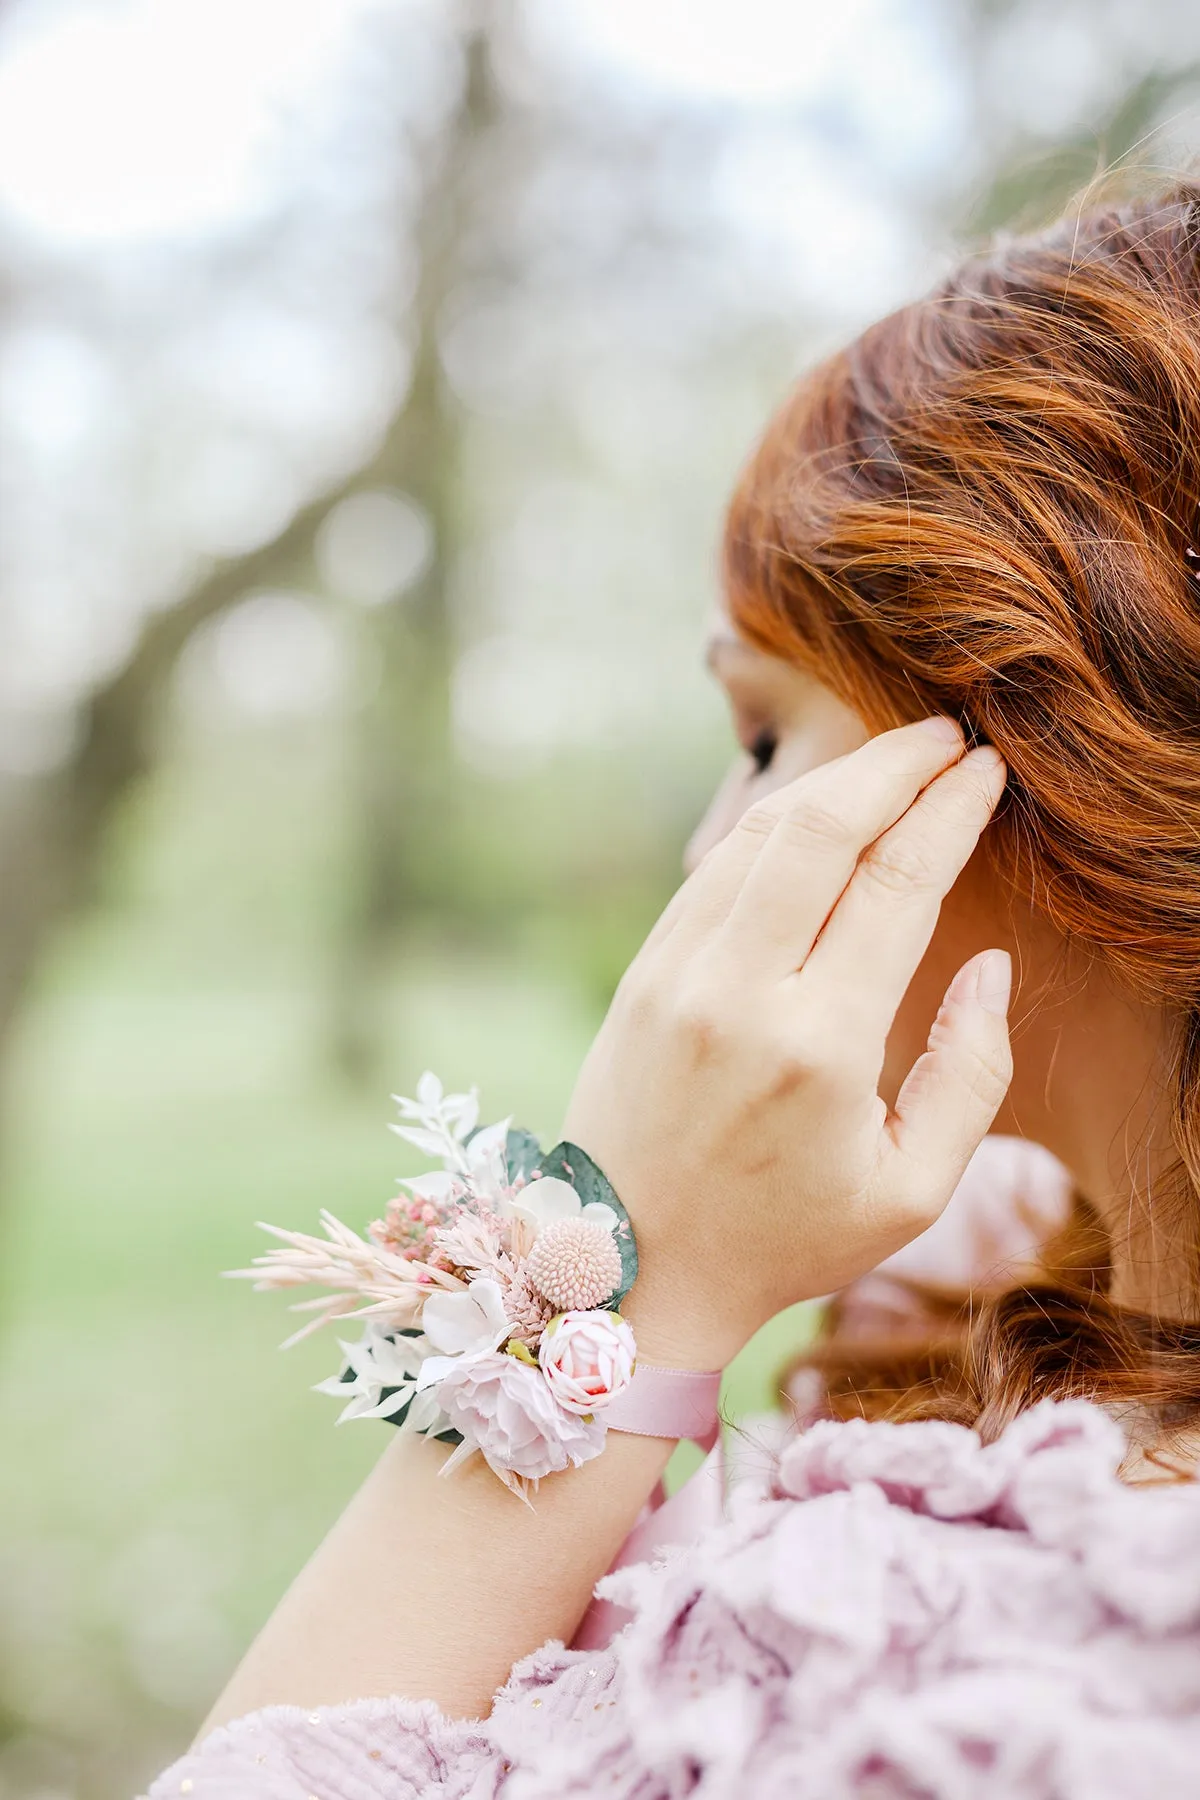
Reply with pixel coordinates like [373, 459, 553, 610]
[724, 178, 1200, 1439]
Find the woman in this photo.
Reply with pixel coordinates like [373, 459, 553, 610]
[152, 180, 1200, 1797]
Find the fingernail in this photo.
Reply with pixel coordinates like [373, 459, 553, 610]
[915, 715, 964, 746]
[974, 949, 1012, 1016]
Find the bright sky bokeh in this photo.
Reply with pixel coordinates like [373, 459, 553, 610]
[0, 0, 379, 241]
[0, 0, 957, 246]
[2, 0, 1187, 757]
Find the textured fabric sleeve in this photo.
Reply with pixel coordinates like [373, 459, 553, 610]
[147, 1401, 1200, 1800]
[146, 1695, 504, 1800]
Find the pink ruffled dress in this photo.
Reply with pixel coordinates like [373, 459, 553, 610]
[152, 1141, 1200, 1799]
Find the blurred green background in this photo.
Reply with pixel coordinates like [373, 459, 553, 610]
[1, 2, 1200, 1794]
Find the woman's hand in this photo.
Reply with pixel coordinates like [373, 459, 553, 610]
[200, 715, 1012, 1734]
[563, 717, 1012, 1370]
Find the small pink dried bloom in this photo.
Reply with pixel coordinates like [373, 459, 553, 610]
[526, 1217, 622, 1312]
[504, 1265, 557, 1348]
[370, 1193, 455, 1264]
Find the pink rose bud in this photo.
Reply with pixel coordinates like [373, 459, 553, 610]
[538, 1309, 636, 1415]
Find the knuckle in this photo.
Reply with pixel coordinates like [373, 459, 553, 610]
[987, 1039, 1015, 1096]
[781, 794, 852, 853]
[928, 777, 985, 824]
[614, 963, 658, 1024]
[771, 1041, 830, 1098]
[670, 981, 730, 1060]
[735, 803, 782, 844]
[927, 765, 995, 830]
[770, 996, 857, 1088]
[766, 1036, 816, 1094]
[860, 836, 941, 896]
[962, 1036, 1013, 1108]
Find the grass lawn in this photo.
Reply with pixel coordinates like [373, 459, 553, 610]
[0, 933, 812, 1800]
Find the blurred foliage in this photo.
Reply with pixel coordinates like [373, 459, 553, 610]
[968, 64, 1200, 234]
[2, 1, 1200, 1794]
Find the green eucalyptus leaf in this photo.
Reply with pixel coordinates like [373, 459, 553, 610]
[534, 1140, 574, 1186]
[504, 1126, 544, 1185]
[539, 1139, 638, 1304]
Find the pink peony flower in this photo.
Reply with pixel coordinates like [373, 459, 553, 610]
[434, 1351, 607, 1482]
[538, 1309, 636, 1415]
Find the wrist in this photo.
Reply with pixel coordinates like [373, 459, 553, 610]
[620, 1269, 743, 1372]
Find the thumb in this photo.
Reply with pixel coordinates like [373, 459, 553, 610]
[885, 949, 1014, 1203]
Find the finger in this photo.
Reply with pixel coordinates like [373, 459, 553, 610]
[636, 761, 847, 963]
[704, 716, 966, 979]
[635, 762, 759, 959]
[797, 745, 1007, 1051]
[878, 948, 1013, 1215]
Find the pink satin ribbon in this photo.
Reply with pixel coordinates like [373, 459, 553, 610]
[602, 1362, 722, 1443]
[571, 1137, 1075, 1653]
[570, 1362, 725, 1651]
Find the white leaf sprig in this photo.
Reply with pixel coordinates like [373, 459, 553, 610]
[389, 1072, 484, 1170]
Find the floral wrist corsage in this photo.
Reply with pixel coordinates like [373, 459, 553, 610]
[232, 1074, 643, 1496]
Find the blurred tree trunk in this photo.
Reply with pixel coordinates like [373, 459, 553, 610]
[328, 24, 500, 1079]
[0, 13, 498, 1134]
[0, 501, 317, 1073]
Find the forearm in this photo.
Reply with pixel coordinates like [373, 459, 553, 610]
[200, 1396, 672, 1733]
[197, 719, 1012, 1742]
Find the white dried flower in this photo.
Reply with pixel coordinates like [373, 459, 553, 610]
[505, 1174, 618, 1238]
[421, 1277, 510, 1358]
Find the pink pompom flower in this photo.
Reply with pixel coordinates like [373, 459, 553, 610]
[434, 1350, 607, 1483]
[526, 1216, 622, 1312]
[538, 1309, 636, 1415]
